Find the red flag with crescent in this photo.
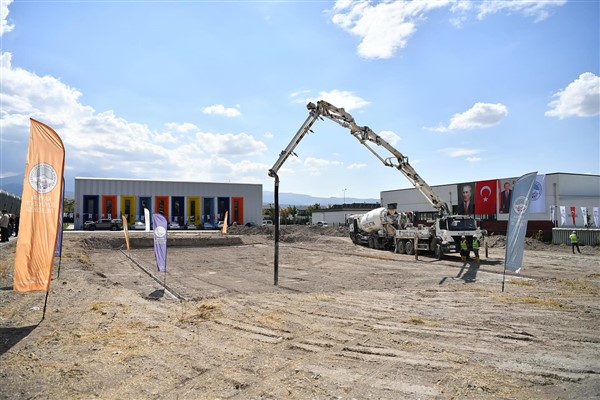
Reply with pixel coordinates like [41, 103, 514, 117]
[475, 179, 497, 214]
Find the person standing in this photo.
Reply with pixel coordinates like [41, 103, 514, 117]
[569, 231, 581, 254]
[460, 235, 469, 262]
[472, 236, 480, 263]
[0, 210, 9, 242]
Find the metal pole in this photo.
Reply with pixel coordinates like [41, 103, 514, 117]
[274, 175, 280, 286]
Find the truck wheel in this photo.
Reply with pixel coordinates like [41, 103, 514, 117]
[405, 240, 415, 255]
[435, 244, 442, 260]
[396, 240, 405, 254]
[368, 237, 375, 249]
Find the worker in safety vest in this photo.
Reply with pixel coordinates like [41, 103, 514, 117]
[472, 236, 480, 263]
[460, 235, 469, 262]
[569, 231, 581, 254]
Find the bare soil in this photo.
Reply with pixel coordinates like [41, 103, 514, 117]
[1, 226, 599, 399]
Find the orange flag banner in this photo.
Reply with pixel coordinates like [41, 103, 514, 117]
[222, 211, 228, 235]
[123, 214, 130, 251]
[13, 119, 65, 292]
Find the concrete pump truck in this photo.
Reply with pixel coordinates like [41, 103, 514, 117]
[269, 100, 484, 264]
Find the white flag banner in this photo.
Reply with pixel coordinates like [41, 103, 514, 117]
[505, 171, 537, 273]
[550, 205, 556, 225]
[144, 208, 151, 231]
[594, 207, 599, 228]
[528, 174, 546, 213]
[581, 207, 588, 227]
[560, 206, 566, 226]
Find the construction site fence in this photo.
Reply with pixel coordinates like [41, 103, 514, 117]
[552, 228, 600, 246]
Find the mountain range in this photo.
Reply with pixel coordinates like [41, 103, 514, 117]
[0, 175, 378, 206]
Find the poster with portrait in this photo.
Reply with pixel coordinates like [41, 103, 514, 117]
[497, 177, 517, 214]
[457, 182, 476, 215]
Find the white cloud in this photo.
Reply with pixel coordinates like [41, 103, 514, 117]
[0, 50, 267, 183]
[427, 102, 508, 132]
[292, 89, 370, 112]
[438, 147, 481, 158]
[0, 0, 14, 36]
[331, 0, 566, 59]
[347, 163, 367, 169]
[195, 131, 267, 156]
[202, 104, 241, 117]
[263, 132, 274, 139]
[466, 157, 481, 162]
[545, 72, 600, 119]
[331, 0, 450, 59]
[378, 130, 400, 146]
[476, 0, 566, 23]
[303, 157, 343, 176]
[165, 122, 198, 133]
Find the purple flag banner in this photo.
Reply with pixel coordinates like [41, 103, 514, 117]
[505, 172, 537, 273]
[152, 213, 168, 272]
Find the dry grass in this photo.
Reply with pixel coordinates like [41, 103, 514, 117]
[557, 277, 600, 296]
[179, 301, 222, 323]
[313, 293, 335, 302]
[508, 279, 535, 286]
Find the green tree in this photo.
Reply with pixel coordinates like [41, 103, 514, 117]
[306, 203, 321, 217]
[287, 205, 298, 224]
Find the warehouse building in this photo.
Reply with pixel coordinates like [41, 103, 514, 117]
[74, 177, 262, 230]
[380, 172, 600, 240]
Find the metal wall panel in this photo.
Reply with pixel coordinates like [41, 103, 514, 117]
[74, 178, 262, 229]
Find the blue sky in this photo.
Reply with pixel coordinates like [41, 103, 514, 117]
[0, 0, 598, 199]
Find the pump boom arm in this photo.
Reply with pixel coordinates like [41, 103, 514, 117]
[269, 100, 450, 216]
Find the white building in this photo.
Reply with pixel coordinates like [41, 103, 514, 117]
[380, 173, 600, 238]
[74, 177, 262, 230]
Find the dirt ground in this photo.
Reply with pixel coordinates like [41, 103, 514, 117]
[1, 226, 599, 400]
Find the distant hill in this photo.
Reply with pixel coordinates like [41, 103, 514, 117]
[263, 191, 378, 206]
[0, 178, 377, 206]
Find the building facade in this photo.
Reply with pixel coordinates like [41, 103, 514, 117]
[380, 173, 600, 238]
[74, 177, 262, 230]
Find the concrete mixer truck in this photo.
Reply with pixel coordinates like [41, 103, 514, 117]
[269, 100, 484, 263]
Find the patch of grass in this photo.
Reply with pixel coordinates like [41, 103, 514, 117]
[508, 279, 535, 287]
[407, 316, 425, 325]
[90, 302, 108, 314]
[313, 293, 335, 302]
[179, 301, 222, 323]
[514, 296, 569, 308]
[557, 278, 600, 296]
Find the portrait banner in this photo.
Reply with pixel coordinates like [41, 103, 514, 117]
[594, 207, 599, 228]
[14, 119, 65, 292]
[570, 207, 576, 225]
[560, 206, 566, 226]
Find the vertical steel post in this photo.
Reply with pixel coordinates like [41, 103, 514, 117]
[274, 176, 279, 286]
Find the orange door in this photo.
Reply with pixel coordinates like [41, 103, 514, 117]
[232, 197, 244, 225]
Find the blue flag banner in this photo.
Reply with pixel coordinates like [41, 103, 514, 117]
[505, 171, 538, 273]
[152, 213, 168, 272]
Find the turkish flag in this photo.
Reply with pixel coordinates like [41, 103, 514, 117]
[475, 180, 497, 214]
[570, 206, 576, 225]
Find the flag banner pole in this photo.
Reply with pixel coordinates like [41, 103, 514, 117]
[56, 180, 65, 279]
[42, 290, 49, 320]
[502, 267, 507, 292]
